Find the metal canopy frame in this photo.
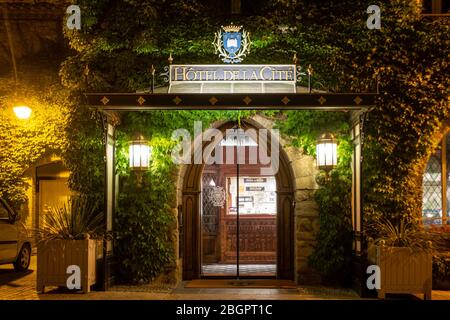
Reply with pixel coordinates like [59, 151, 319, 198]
[92, 90, 377, 295]
[85, 92, 376, 111]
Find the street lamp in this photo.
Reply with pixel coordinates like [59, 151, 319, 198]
[129, 133, 151, 171]
[316, 133, 337, 174]
[13, 105, 32, 120]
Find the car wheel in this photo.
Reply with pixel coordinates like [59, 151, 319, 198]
[14, 244, 31, 271]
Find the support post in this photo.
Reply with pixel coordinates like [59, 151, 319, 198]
[100, 111, 119, 291]
[307, 64, 313, 93]
[150, 64, 155, 94]
[350, 110, 372, 297]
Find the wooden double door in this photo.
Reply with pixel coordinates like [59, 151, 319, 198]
[181, 122, 295, 280]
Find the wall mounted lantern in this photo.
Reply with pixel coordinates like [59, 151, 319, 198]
[316, 132, 337, 174]
[129, 133, 151, 171]
[13, 105, 32, 120]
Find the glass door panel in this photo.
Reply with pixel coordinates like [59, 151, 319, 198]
[201, 127, 277, 278]
[227, 175, 277, 277]
[201, 165, 233, 276]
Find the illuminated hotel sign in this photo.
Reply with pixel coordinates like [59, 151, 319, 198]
[165, 25, 298, 93]
[170, 65, 296, 82]
[167, 64, 297, 93]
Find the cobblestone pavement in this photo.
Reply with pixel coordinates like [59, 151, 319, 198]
[0, 255, 39, 300]
[1, 256, 449, 300]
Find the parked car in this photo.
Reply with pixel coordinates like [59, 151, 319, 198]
[0, 198, 32, 271]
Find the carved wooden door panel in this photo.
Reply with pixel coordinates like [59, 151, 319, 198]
[222, 216, 276, 264]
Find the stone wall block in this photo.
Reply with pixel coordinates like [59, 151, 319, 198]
[295, 190, 314, 202]
[298, 218, 313, 232]
[296, 200, 319, 216]
[297, 231, 315, 241]
[295, 176, 318, 190]
[292, 155, 318, 178]
[298, 245, 315, 258]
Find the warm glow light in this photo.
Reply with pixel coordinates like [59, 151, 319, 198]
[316, 133, 337, 172]
[129, 134, 151, 171]
[13, 106, 32, 119]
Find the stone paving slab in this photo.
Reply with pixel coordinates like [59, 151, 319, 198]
[0, 255, 39, 300]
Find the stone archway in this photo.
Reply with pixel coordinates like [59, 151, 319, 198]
[180, 118, 296, 280]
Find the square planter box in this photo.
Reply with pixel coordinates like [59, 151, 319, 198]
[368, 245, 432, 300]
[37, 239, 102, 293]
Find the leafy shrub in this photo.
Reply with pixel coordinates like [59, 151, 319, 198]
[367, 216, 433, 251]
[114, 172, 176, 283]
[309, 170, 353, 285]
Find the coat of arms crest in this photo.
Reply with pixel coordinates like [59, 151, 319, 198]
[213, 24, 251, 64]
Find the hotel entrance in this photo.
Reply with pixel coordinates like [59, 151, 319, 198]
[200, 129, 277, 278]
[86, 59, 374, 286]
[179, 119, 296, 281]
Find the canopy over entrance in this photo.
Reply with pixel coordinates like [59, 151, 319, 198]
[85, 93, 375, 111]
[85, 63, 376, 111]
[88, 61, 377, 293]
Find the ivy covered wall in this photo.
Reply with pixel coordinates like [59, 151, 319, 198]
[0, 0, 448, 284]
[0, 79, 70, 209]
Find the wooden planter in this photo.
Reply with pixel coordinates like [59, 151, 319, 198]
[37, 239, 101, 293]
[368, 245, 432, 300]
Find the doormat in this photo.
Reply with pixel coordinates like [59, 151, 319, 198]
[185, 280, 297, 289]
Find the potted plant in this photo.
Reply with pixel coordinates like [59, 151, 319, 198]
[367, 216, 433, 300]
[35, 196, 104, 293]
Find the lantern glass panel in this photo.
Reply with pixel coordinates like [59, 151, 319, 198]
[129, 144, 150, 169]
[316, 141, 337, 168]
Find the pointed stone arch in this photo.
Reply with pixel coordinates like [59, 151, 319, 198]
[180, 118, 296, 280]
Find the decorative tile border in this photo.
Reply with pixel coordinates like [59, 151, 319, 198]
[85, 93, 376, 111]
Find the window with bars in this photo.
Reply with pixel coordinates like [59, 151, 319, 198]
[422, 131, 450, 225]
